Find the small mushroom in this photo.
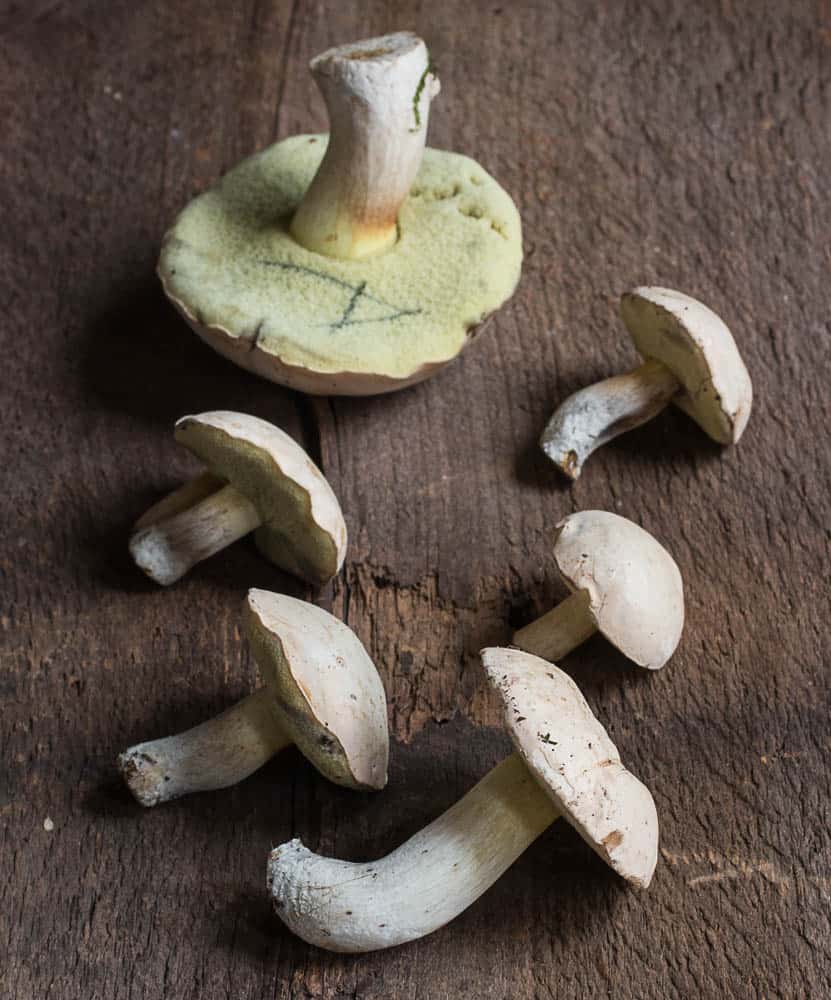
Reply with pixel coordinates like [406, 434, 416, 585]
[129, 411, 346, 586]
[158, 32, 522, 395]
[514, 510, 684, 670]
[267, 647, 658, 952]
[118, 589, 388, 806]
[541, 287, 753, 478]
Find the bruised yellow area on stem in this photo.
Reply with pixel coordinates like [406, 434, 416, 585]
[290, 199, 400, 261]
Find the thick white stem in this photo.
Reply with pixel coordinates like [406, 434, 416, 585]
[267, 753, 558, 952]
[513, 590, 596, 662]
[540, 359, 680, 479]
[129, 482, 261, 586]
[119, 688, 289, 807]
[291, 32, 440, 260]
[132, 471, 225, 531]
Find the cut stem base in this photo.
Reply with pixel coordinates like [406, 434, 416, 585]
[119, 688, 289, 807]
[290, 32, 438, 260]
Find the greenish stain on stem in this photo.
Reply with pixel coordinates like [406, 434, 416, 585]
[411, 58, 436, 132]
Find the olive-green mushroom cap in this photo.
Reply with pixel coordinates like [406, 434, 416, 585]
[245, 590, 388, 790]
[175, 411, 346, 586]
[159, 135, 522, 395]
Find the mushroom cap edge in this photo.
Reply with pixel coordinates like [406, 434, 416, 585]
[621, 285, 752, 444]
[244, 589, 388, 791]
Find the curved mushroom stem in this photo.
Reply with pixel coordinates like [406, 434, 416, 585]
[290, 32, 440, 260]
[129, 481, 261, 586]
[540, 359, 680, 479]
[119, 688, 290, 807]
[513, 590, 596, 662]
[267, 753, 558, 952]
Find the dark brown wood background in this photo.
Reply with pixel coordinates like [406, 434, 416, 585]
[2, 1, 829, 997]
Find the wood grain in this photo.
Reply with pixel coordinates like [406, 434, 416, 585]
[1, 1, 829, 997]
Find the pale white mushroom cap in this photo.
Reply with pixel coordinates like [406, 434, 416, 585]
[175, 411, 347, 585]
[621, 286, 753, 444]
[483, 647, 658, 888]
[245, 590, 388, 790]
[554, 510, 684, 670]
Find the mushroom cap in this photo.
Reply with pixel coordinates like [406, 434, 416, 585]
[158, 136, 522, 396]
[554, 510, 684, 670]
[621, 286, 752, 444]
[175, 411, 346, 586]
[245, 590, 388, 790]
[482, 647, 658, 888]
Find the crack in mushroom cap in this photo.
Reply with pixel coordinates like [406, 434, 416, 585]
[174, 411, 346, 586]
[482, 647, 658, 888]
[245, 590, 388, 790]
[621, 286, 752, 444]
[554, 510, 684, 671]
[158, 136, 522, 395]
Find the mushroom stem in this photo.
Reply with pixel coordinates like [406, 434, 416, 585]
[268, 752, 559, 952]
[290, 32, 439, 260]
[129, 482, 262, 586]
[119, 687, 290, 807]
[540, 359, 680, 479]
[513, 590, 597, 662]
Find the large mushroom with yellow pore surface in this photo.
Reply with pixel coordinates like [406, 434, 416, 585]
[158, 32, 522, 395]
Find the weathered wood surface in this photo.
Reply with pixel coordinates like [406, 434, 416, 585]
[2, 1, 829, 997]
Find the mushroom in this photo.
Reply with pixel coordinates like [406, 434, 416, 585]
[129, 411, 346, 587]
[541, 287, 753, 478]
[514, 510, 684, 670]
[118, 589, 388, 806]
[158, 31, 522, 395]
[267, 647, 658, 952]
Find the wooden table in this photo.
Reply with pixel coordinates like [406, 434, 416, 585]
[2, 2, 829, 996]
